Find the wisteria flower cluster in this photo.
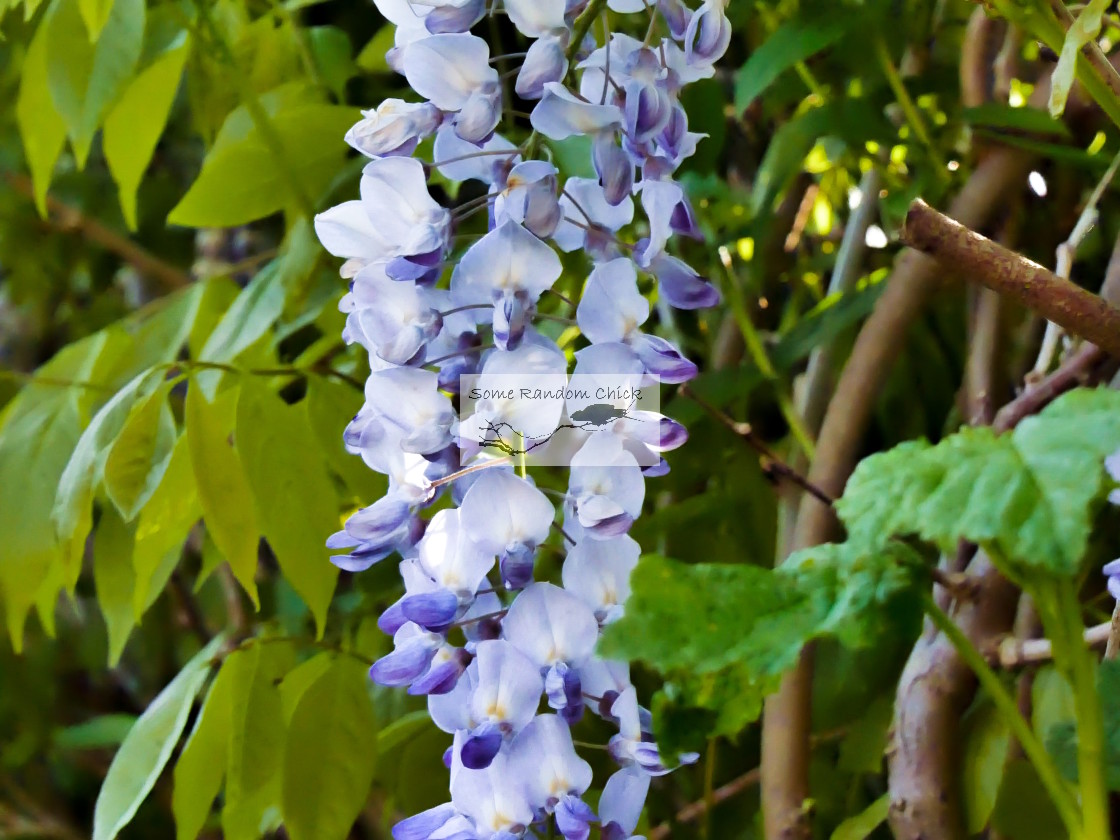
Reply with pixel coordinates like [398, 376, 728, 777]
[314, 1, 730, 837]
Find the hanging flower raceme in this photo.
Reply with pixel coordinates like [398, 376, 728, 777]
[314, 1, 732, 836]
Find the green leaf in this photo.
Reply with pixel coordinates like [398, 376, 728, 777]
[599, 545, 919, 680]
[53, 368, 164, 582]
[93, 506, 138, 665]
[304, 377, 387, 502]
[307, 26, 353, 101]
[78, 0, 112, 40]
[167, 104, 358, 227]
[990, 759, 1067, 840]
[173, 659, 233, 840]
[1050, 0, 1109, 117]
[281, 657, 378, 840]
[102, 382, 177, 522]
[279, 653, 335, 721]
[199, 218, 320, 367]
[0, 332, 111, 647]
[54, 714, 137, 751]
[961, 104, 1072, 139]
[375, 710, 433, 764]
[132, 434, 201, 614]
[355, 23, 394, 73]
[734, 16, 848, 114]
[93, 634, 225, 840]
[236, 381, 339, 636]
[1047, 659, 1120, 789]
[962, 699, 1010, 834]
[45, 0, 146, 167]
[828, 793, 890, 840]
[103, 33, 191, 229]
[16, 8, 68, 215]
[838, 696, 893, 775]
[184, 383, 261, 608]
[837, 388, 1120, 575]
[222, 640, 294, 840]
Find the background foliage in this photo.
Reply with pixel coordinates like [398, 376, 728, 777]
[2, 0, 1120, 838]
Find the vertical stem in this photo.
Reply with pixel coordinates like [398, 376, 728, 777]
[702, 739, 717, 840]
[1056, 581, 1110, 840]
[923, 594, 1083, 838]
[874, 36, 948, 177]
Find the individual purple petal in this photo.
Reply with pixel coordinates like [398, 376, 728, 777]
[460, 470, 555, 558]
[1109, 575, 1120, 602]
[593, 132, 635, 206]
[451, 218, 563, 308]
[402, 589, 462, 630]
[392, 803, 460, 840]
[425, 0, 485, 32]
[400, 33, 499, 111]
[555, 793, 597, 840]
[545, 662, 585, 724]
[531, 83, 624, 140]
[517, 32, 570, 100]
[577, 258, 648, 344]
[460, 721, 505, 769]
[503, 582, 600, 668]
[409, 650, 470, 695]
[659, 0, 690, 38]
[599, 769, 651, 838]
[450, 747, 535, 835]
[1103, 558, 1120, 577]
[371, 627, 441, 686]
[646, 252, 720, 309]
[554, 178, 635, 254]
[433, 124, 521, 184]
[569, 434, 646, 538]
[470, 639, 545, 733]
[455, 81, 503, 143]
[684, 0, 732, 67]
[508, 715, 594, 811]
[497, 161, 562, 238]
[562, 535, 640, 623]
[504, 0, 567, 37]
[629, 333, 698, 383]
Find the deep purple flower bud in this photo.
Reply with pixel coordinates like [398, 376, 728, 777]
[555, 794, 597, 840]
[593, 132, 634, 206]
[409, 648, 470, 695]
[684, 0, 732, 67]
[659, 0, 690, 39]
[327, 496, 416, 571]
[387, 246, 445, 285]
[630, 333, 698, 383]
[545, 662, 585, 724]
[425, 0, 486, 32]
[401, 589, 462, 630]
[646, 252, 721, 309]
[371, 626, 441, 686]
[500, 543, 537, 589]
[516, 31, 569, 100]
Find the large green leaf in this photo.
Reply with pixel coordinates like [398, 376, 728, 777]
[92, 634, 225, 840]
[45, 0, 145, 167]
[102, 382, 177, 522]
[103, 33, 191, 229]
[132, 434, 201, 614]
[173, 657, 233, 840]
[184, 383, 261, 607]
[304, 377, 386, 502]
[734, 16, 848, 114]
[16, 7, 68, 215]
[92, 506, 138, 666]
[236, 381, 339, 636]
[281, 656, 378, 840]
[0, 333, 111, 647]
[167, 103, 358, 227]
[837, 388, 1120, 575]
[1047, 659, 1120, 790]
[222, 640, 294, 840]
[961, 700, 1010, 834]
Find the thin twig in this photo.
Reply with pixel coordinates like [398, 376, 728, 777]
[993, 620, 1110, 668]
[8, 173, 192, 291]
[677, 384, 835, 506]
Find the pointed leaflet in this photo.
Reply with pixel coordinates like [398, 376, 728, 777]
[131, 434, 201, 615]
[102, 381, 177, 522]
[92, 507, 138, 666]
[103, 33, 191, 229]
[236, 380, 339, 636]
[281, 656, 378, 840]
[184, 383, 260, 607]
[16, 7, 68, 215]
[0, 332, 110, 648]
[304, 377, 387, 502]
[167, 104, 359, 227]
[734, 15, 848, 114]
[221, 640, 295, 840]
[45, 0, 145, 168]
[837, 388, 1120, 575]
[173, 655, 234, 840]
[92, 633, 226, 840]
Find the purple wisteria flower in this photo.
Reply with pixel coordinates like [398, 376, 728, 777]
[315, 1, 730, 835]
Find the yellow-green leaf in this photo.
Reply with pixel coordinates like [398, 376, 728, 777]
[102, 382, 177, 522]
[167, 104, 358, 227]
[93, 633, 225, 840]
[173, 659, 233, 840]
[45, 0, 145, 168]
[92, 506, 138, 666]
[16, 7, 68, 215]
[184, 383, 260, 608]
[103, 33, 191, 229]
[236, 381, 339, 636]
[77, 0, 112, 41]
[281, 657, 377, 840]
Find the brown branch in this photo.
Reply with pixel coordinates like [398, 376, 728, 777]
[762, 136, 1038, 840]
[677, 384, 835, 507]
[901, 199, 1120, 357]
[8, 173, 192, 292]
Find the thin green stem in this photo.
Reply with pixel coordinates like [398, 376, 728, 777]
[1055, 581, 1110, 840]
[874, 36, 948, 178]
[924, 595, 1083, 838]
